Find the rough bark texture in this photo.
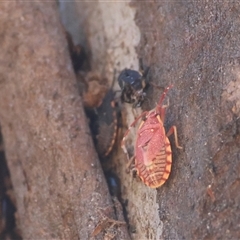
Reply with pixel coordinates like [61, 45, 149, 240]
[1, 1, 240, 239]
[135, 1, 240, 239]
[0, 2, 129, 239]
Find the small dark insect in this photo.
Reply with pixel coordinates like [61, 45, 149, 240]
[104, 171, 129, 227]
[105, 171, 121, 199]
[118, 68, 148, 107]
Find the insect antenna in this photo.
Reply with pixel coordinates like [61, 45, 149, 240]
[157, 84, 173, 107]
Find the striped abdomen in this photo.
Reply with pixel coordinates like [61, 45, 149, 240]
[135, 137, 172, 188]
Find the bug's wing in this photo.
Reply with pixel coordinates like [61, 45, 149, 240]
[136, 130, 172, 188]
[146, 126, 166, 162]
[135, 125, 165, 165]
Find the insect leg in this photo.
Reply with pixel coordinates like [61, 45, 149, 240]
[157, 84, 173, 106]
[126, 156, 137, 180]
[166, 126, 183, 149]
[121, 110, 148, 154]
[126, 156, 135, 173]
[131, 107, 138, 120]
[159, 98, 169, 123]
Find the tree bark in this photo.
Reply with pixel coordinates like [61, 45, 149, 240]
[135, 2, 240, 239]
[0, 2, 129, 239]
[60, 1, 240, 239]
[1, 1, 240, 240]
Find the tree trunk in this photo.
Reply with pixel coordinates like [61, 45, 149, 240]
[0, 2, 129, 239]
[60, 1, 240, 239]
[1, 1, 240, 239]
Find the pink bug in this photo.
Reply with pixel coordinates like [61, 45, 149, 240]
[121, 84, 182, 188]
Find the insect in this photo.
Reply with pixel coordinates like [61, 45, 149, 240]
[95, 89, 118, 158]
[118, 69, 148, 108]
[79, 72, 108, 109]
[105, 171, 121, 199]
[87, 89, 119, 159]
[121, 85, 182, 188]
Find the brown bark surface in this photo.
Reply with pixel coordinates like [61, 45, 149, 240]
[1, 1, 240, 239]
[135, 1, 240, 239]
[0, 2, 129, 239]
